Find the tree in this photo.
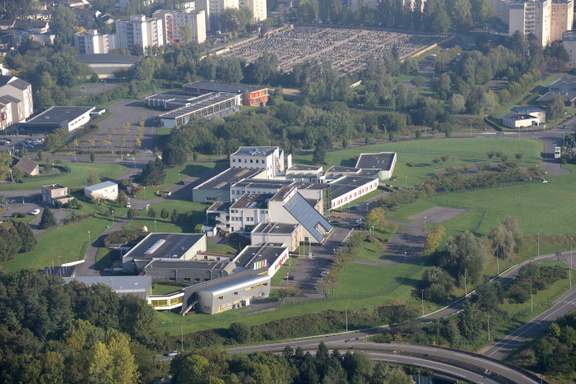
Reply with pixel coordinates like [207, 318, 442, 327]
[445, 231, 485, 285]
[489, 223, 515, 260]
[147, 207, 156, 219]
[547, 93, 565, 121]
[0, 151, 12, 180]
[138, 159, 166, 186]
[365, 207, 388, 231]
[39, 208, 57, 229]
[127, 208, 138, 220]
[171, 208, 179, 222]
[87, 171, 100, 186]
[51, 7, 76, 44]
[117, 191, 129, 208]
[12, 221, 36, 252]
[160, 208, 169, 219]
[423, 224, 446, 254]
[422, 266, 453, 302]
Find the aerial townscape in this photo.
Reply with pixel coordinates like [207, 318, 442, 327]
[2, 0, 576, 383]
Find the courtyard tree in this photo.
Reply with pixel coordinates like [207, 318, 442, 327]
[547, 93, 565, 121]
[365, 206, 388, 231]
[39, 208, 57, 229]
[87, 171, 101, 186]
[423, 224, 446, 255]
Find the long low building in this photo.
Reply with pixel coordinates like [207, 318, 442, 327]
[19, 106, 95, 133]
[158, 92, 240, 128]
[183, 81, 269, 106]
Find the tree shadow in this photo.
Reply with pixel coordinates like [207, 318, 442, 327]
[339, 157, 357, 167]
[394, 276, 421, 289]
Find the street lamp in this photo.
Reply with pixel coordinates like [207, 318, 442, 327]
[154, 220, 157, 232]
[421, 289, 425, 317]
[88, 230, 90, 245]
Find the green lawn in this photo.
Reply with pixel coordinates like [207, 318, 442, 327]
[0, 162, 127, 191]
[1, 215, 113, 272]
[133, 161, 223, 200]
[295, 138, 542, 188]
[428, 164, 576, 236]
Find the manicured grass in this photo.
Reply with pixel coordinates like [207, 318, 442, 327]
[206, 243, 238, 254]
[294, 138, 542, 188]
[1, 215, 113, 272]
[152, 283, 188, 295]
[0, 162, 127, 191]
[122, 200, 210, 233]
[428, 164, 576, 236]
[133, 161, 222, 200]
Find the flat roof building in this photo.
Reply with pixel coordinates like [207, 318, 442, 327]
[19, 106, 95, 133]
[193, 167, 261, 203]
[183, 81, 269, 106]
[355, 152, 397, 180]
[74, 54, 140, 79]
[63, 276, 152, 300]
[158, 92, 241, 128]
[230, 146, 285, 178]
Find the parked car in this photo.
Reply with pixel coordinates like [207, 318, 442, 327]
[126, 202, 131, 208]
[177, 180, 185, 185]
[125, 156, 135, 161]
[320, 271, 329, 276]
[155, 190, 172, 197]
[167, 351, 179, 357]
[30, 209, 41, 215]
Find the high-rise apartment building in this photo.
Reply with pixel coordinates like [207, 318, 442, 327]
[115, 15, 164, 51]
[238, 0, 267, 22]
[492, 0, 572, 46]
[563, 31, 576, 67]
[153, 8, 207, 44]
[74, 29, 110, 54]
[508, 0, 551, 46]
[550, 0, 574, 42]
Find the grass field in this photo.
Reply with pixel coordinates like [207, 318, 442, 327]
[0, 162, 127, 191]
[295, 138, 542, 188]
[133, 162, 222, 200]
[1, 215, 113, 272]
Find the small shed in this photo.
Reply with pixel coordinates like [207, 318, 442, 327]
[84, 180, 118, 201]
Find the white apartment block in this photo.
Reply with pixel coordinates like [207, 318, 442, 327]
[230, 146, 285, 179]
[153, 9, 207, 44]
[115, 15, 164, 51]
[239, 0, 267, 22]
[564, 31, 576, 67]
[0, 75, 33, 125]
[492, 0, 572, 46]
[550, 0, 574, 42]
[74, 29, 110, 54]
[209, 0, 238, 27]
[509, 0, 551, 46]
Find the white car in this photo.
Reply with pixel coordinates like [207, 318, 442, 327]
[320, 271, 329, 276]
[125, 156, 135, 161]
[31, 209, 41, 215]
[167, 350, 179, 357]
[126, 202, 131, 208]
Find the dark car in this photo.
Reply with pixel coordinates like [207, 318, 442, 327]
[177, 180, 186, 185]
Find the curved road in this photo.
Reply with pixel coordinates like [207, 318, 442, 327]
[228, 339, 541, 384]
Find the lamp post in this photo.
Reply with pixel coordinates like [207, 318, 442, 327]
[464, 269, 468, 299]
[154, 220, 157, 232]
[421, 289, 425, 317]
[88, 230, 90, 245]
[404, 251, 407, 263]
[537, 230, 540, 256]
[571, 238, 573, 289]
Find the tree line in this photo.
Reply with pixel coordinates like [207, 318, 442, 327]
[0, 270, 168, 383]
[171, 343, 413, 384]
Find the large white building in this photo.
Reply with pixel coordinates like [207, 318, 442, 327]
[230, 146, 285, 179]
[239, 0, 267, 22]
[492, 0, 573, 46]
[508, 0, 551, 46]
[152, 8, 207, 44]
[0, 75, 33, 127]
[115, 15, 164, 51]
[74, 29, 110, 54]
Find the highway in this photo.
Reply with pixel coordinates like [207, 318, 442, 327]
[228, 339, 542, 384]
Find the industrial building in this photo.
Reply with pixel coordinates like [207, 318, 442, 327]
[84, 181, 119, 201]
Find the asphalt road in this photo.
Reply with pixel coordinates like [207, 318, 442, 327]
[228, 339, 542, 384]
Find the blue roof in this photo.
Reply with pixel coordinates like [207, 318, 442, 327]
[283, 191, 331, 242]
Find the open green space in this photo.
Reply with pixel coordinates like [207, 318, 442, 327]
[0, 162, 127, 191]
[133, 161, 223, 199]
[428, 164, 576, 236]
[1, 215, 112, 272]
[295, 138, 542, 188]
